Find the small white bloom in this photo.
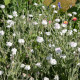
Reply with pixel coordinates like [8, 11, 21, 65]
[0, 5, 5, 9]
[30, 49, 34, 53]
[45, 32, 51, 36]
[78, 48, 80, 52]
[7, 20, 15, 26]
[77, 63, 80, 66]
[8, 15, 13, 19]
[0, 71, 4, 75]
[6, 42, 12, 47]
[33, 21, 38, 25]
[0, 30, 4, 36]
[51, 5, 56, 8]
[6, 25, 11, 28]
[18, 39, 25, 44]
[72, 12, 77, 15]
[54, 23, 60, 29]
[61, 23, 67, 28]
[52, 44, 55, 47]
[55, 47, 62, 53]
[21, 15, 25, 19]
[35, 62, 41, 67]
[34, 3, 38, 6]
[60, 29, 67, 35]
[54, 10, 58, 13]
[73, 29, 77, 32]
[46, 54, 52, 61]
[42, 20, 47, 26]
[42, 6, 45, 10]
[21, 64, 25, 68]
[11, 48, 17, 55]
[69, 42, 77, 48]
[60, 54, 66, 59]
[68, 30, 73, 35]
[54, 75, 59, 80]
[28, 14, 33, 18]
[68, 13, 72, 17]
[55, 19, 60, 22]
[36, 36, 44, 43]
[24, 65, 30, 70]
[13, 11, 18, 17]
[44, 77, 49, 80]
[49, 44, 52, 47]
[39, 14, 42, 16]
[13, 33, 16, 37]
[49, 58, 57, 65]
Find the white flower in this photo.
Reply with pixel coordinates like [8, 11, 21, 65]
[72, 12, 77, 15]
[60, 29, 67, 35]
[54, 23, 60, 29]
[28, 14, 33, 18]
[13, 11, 18, 17]
[0, 30, 4, 36]
[34, 3, 38, 6]
[21, 64, 25, 68]
[54, 75, 59, 80]
[73, 29, 77, 32]
[7, 20, 15, 26]
[6, 25, 11, 28]
[54, 10, 58, 13]
[55, 47, 62, 53]
[0, 71, 4, 75]
[68, 30, 73, 35]
[30, 49, 34, 53]
[35, 62, 41, 67]
[78, 48, 80, 52]
[60, 54, 66, 59]
[13, 33, 16, 37]
[8, 15, 13, 19]
[52, 44, 55, 47]
[42, 6, 45, 10]
[49, 58, 57, 65]
[48, 44, 52, 47]
[68, 13, 72, 17]
[6, 42, 12, 47]
[61, 23, 67, 28]
[24, 65, 30, 70]
[42, 20, 47, 26]
[18, 39, 25, 44]
[51, 5, 56, 8]
[36, 36, 44, 43]
[44, 77, 49, 80]
[0, 5, 5, 9]
[21, 15, 25, 19]
[55, 19, 60, 22]
[45, 32, 51, 36]
[69, 42, 77, 48]
[33, 21, 38, 25]
[11, 48, 17, 55]
[77, 63, 80, 66]
[46, 54, 52, 61]
[39, 14, 42, 16]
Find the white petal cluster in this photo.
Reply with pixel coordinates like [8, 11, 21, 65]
[55, 47, 62, 53]
[11, 48, 17, 55]
[6, 42, 12, 47]
[18, 39, 25, 44]
[42, 20, 47, 26]
[69, 42, 77, 48]
[44, 77, 49, 80]
[13, 11, 18, 17]
[0, 30, 4, 36]
[54, 23, 60, 29]
[36, 36, 44, 43]
[24, 65, 31, 70]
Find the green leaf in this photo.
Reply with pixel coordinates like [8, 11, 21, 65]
[4, 0, 10, 5]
